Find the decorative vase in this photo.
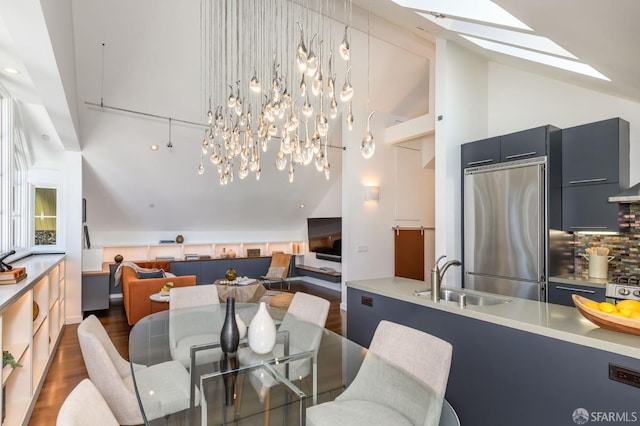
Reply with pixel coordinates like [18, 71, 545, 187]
[225, 267, 237, 281]
[220, 297, 240, 354]
[176, 234, 184, 244]
[235, 313, 247, 339]
[248, 302, 276, 354]
[228, 249, 237, 258]
[220, 353, 239, 406]
[114, 254, 123, 263]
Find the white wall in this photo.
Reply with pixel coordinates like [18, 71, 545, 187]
[487, 62, 640, 184]
[434, 40, 489, 287]
[435, 41, 640, 292]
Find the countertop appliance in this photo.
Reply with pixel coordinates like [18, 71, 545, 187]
[464, 157, 546, 301]
[606, 276, 640, 303]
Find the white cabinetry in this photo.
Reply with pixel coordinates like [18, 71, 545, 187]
[101, 241, 304, 262]
[0, 255, 65, 425]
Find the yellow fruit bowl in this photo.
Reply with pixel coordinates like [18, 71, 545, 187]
[573, 295, 640, 336]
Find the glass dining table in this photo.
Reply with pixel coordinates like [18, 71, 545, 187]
[128, 302, 459, 425]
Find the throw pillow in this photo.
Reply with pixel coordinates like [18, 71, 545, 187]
[265, 266, 286, 279]
[136, 269, 165, 279]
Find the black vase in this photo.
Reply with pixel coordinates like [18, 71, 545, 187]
[220, 297, 240, 354]
[220, 353, 239, 406]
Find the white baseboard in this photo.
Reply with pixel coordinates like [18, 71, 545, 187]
[66, 315, 83, 324]
[110, 293, 123, 300]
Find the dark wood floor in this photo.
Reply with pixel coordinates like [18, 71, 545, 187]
[28, 281, 344, 425]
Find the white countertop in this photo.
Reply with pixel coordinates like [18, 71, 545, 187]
[0, 254, 65, 314]
[550, 274, 608, 288]
[347, 277, 640, 359]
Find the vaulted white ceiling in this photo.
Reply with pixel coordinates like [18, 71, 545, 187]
[1, 0, 639, 238]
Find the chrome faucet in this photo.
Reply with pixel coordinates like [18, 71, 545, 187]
[431, 255, 462, 302]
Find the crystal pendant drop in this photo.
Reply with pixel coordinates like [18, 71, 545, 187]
[361, 111, 376, 159]
[197, 157, 205, 175]
[300, 74, 307, 97]
[339, 26, 350, 61]
[302, 96, 313, 117]
[346, 102, 354, 131]
[329, 97, 338, 119]
[341, 67, 354, 102]
[227, 85, 236, 108]
[288, 162, 295, 183]
[249, 69, 261, 93]
[315, 151, 325, 172]
[316, 114, 329, 137]
[275, 151, 287, 171]
[312, 68, 323, 96]
[324, 162, 330, 180]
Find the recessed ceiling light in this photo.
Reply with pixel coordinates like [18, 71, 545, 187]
[460, 35, 610, 81]
[150, 144, 159, 151]
[300, 204, 305, 209]
[3, 67, 20, 75]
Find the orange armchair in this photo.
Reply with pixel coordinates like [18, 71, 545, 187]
[121, 261, 196, 325]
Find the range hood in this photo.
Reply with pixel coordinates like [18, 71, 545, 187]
[608, 183, 640, 203]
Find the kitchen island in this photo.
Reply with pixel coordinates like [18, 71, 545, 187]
[347, 277, 640, 426]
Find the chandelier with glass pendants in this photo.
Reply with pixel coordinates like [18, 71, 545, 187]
[196, 0, 374, 185]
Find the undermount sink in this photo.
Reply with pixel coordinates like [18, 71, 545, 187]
[414, 288, 510, 306]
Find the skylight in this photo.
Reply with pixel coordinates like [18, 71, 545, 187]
[418, 13, 576, 59]
[460, 35, 610, 81]
[390, 0, 531, 30]
[399, 0, 609, 82]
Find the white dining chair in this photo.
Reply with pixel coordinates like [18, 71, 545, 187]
[77, 314, 196, 425]
[56, 378, 119, 426]
[306, 320, 453, 426]
[240, 292, 330, 424]
[168, 284, 223, 368]
[169, 284, 220, 309]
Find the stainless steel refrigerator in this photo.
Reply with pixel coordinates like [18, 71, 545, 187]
[463, 158, 546, 301]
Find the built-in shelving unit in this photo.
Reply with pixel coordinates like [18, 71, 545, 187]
[0, 254, 65, 425]
[101, 241, 304, 262]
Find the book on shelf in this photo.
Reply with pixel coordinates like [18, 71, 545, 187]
[198, 255, 212, 260]
[0, 273, 27, 285]
[185, 254, 199, 260]
[155, 256, 175, 261]
[159, 240, 176, 244]
[0, 266, 27, 281]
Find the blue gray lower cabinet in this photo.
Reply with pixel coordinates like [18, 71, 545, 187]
[548, 280, 606, 306]
[347, 288, 640, 426]
[82, 273, 110, 311]
[172, 257, 273, 284]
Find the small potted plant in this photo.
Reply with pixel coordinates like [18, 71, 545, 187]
[3, 350, 21, 369]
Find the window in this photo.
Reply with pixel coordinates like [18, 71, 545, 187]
[34, 187, 57, 245]
[0, 90, 31, 257]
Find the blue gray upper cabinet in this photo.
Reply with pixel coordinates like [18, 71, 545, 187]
[500, 126, 549, 162]
[561, 118, 630, 232]
[562, 118, 629, 187]
[461, 136, 500, 169]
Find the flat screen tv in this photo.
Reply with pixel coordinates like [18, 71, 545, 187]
[307, 217, 342, 262]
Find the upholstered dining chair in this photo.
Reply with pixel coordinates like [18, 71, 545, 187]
[77, 315, 195, 425]
[260, 252, 292, 292]
[306, 320, 453, 426]
[168, 284, 223, 368]
[56, 378, 119, 426]
[170, 283, 220, 309]
[240, 292, 330, 424]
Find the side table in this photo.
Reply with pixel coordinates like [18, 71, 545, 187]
[214, 279, 266, 303]
[149, 292, 170, 313]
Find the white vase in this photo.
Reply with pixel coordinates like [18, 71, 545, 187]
[248, 302, 276, 354]
[235, 313, 247, 339]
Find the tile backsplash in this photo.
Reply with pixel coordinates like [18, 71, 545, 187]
[573, 204, 640, 278]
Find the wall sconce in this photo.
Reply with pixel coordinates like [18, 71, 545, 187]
[364, 185, 380, 202]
